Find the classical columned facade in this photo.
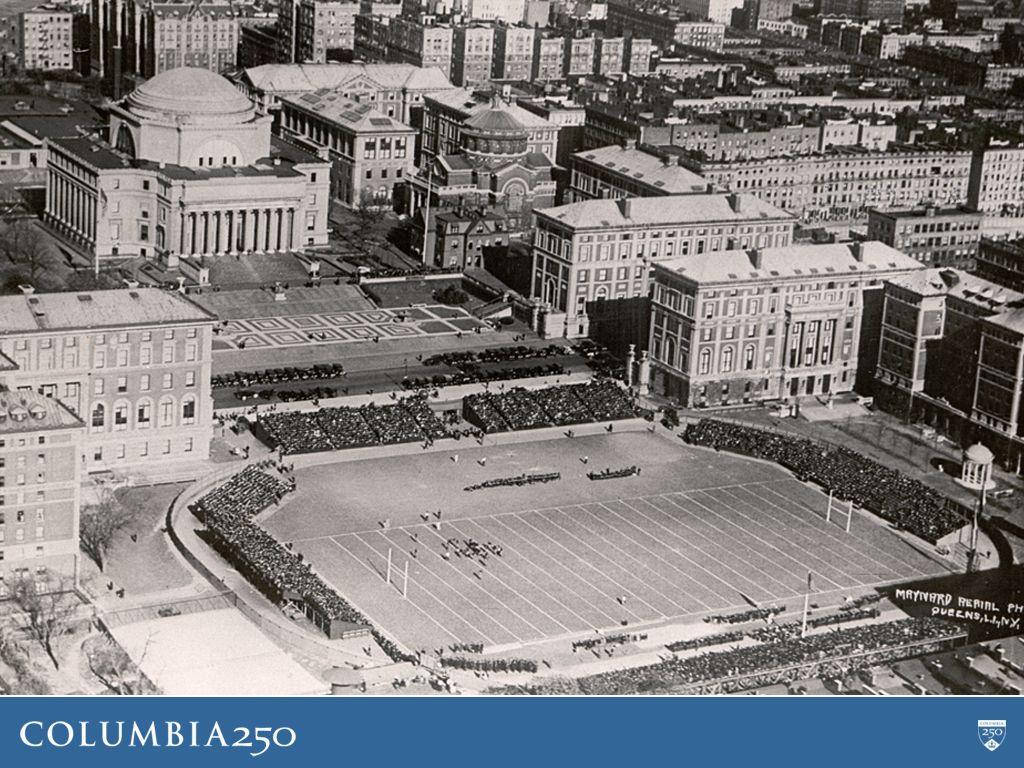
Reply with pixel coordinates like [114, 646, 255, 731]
[45, 166, 99, 246]
[176, 206, 300, 257]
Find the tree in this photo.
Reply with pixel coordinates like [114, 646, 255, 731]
[10, 576, 79, 670]
[0, 625, 50, 694]
[352, 189, 389, 257]
[79, 488, 143, 572]
[435, 284, 468, 306]
[84, 634, 157, 695]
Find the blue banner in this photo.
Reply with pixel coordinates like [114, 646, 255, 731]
[1, 696, 1021, 767]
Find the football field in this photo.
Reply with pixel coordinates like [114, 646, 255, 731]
[264, 432, 949, 651]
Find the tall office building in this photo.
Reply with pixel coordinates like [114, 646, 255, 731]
[19, 6, 74, 71]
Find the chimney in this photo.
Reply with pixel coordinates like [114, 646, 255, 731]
[850, 241, 864, 262]
[925, 205, 937, 217]
[728, 192, 743, 213]
[618, 197, 634, 219]
[749, 249, 763, 269]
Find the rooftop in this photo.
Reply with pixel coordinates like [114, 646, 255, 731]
[241, 63, 454, 94]
[426, 89, 556, 130]
[0, 388, 82, 435]
[536, 193, 792, 229]
[870, 205, 982, 219]
[573, 144, 710, 193]
[0, 289, 216, 335]
[887, 268, 1024, 333]
[655, 242, 922, 285]
[281, 90, 411, 131]
[49, 135, 320, 178]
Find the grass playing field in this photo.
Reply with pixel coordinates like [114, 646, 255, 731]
[263, 431, 950, 652]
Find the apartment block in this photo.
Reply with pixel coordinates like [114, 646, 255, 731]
[532, 34, 564, 81]
[451, 24, 494, 87]
[19, 7, 73, 71]
[492, 24, 534, 81]
[867, 205, 983, 269]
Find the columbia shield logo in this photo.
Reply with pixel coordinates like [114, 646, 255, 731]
[978, 720, 1006, 752]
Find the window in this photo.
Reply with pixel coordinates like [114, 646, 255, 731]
[114, 402, 128, 430]
[140, 346, 151, 365]
[699, 348, 712, 375]
[93, 378, 104, 396]
[137, 400, 151, 427]
[185, 371, 196, 388]
[162, 346, 174, 364]
[159, 397, 175, 427]
[181, 396, 196, 425]
[162, 373, 173, 389]
[91, 403, 105, 429]
[142, 180, 150, 191]
[185, 343, 196, 362]
[117, 376, 127, 393]
[140, 374, 150, 391]
[721, 347, 734, 373]
[744, 345, 756, 371]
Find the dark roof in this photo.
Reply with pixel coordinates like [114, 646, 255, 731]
[464, 107, 527, 134]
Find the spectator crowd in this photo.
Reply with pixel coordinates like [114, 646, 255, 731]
[191, 467, 371, 637]
[463, 381, 636, 434]
[683, 419, 966, 544]
[255, 397, 449, 454]
[575, 618, 963, 695]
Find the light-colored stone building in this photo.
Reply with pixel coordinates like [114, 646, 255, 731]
[0, 288, 216, 474]
[44, 67, 330, 269]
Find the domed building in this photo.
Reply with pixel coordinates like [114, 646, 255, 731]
[44, 67, 331, 269]
[108, 68, 272, 169]
[408, 95, 556, 269]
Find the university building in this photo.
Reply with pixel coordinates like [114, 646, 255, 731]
[0, 388, 83, 595]
[530, 193, 795, 340]
[44, 67, 331, 269]
[0, 288, 216, 473]
[874, 269, 1024, 470]
[647, 242, 922, 407]
[278, 89, 416, 209]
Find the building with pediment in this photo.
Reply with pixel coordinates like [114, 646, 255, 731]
[44, 67, 330, 269]
[231, 62, 456, 128]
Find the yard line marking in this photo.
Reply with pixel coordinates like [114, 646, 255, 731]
[608, 498, 783, 602]
[501, 513, 653, 623]
[355, 531, 521, 644]
[682, 489, 846, 591]
[446, 519, 597, 632]
[713, 485, 899, 582]
[745, 482, 934, 577]
[588, 500, 769, 603]
[367, 529, 543, 643]
[461, 517, 626, 628]
[417, 519, 575, 636]
[623, 495, 797, 597]
[328, 535, 467, 644]
[535, 506, 700, 614]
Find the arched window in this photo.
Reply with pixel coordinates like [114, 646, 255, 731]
[722, 347, 734, 373]
[665, 338, 676, 367]
[699, 348, 712, 375]
[181, 395, 196, 426]
[158, 396, 175, 428]
[91, 403, 105, 430]
[744, 345, 756, 370]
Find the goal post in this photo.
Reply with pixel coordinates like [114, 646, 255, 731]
[825, 492, 854, 533]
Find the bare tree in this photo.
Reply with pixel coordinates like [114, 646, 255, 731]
[0, 625, 51, 694]
[7, 223, 55, 282]
[84, 632, 157, 695]
[10, 576, 80, 670]
[352, 188, 389, 257]
[79, 488, 144, 572]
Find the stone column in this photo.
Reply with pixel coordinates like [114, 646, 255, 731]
[179, 211, 186, 254]
[219, 211, 229, 254]
[271, 208, 281, 251]
[252, 208, 262, 253]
